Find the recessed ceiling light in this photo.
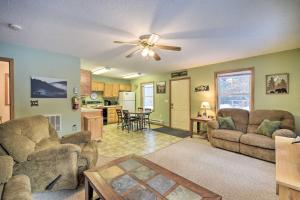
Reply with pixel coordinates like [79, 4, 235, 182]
[122, 73, 142, 79]
[92, 67, 111, 75]
[8, 24, 22, 31]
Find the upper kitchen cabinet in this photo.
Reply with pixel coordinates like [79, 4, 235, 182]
[119, 84, 131, 92]
[92, 81, 104, 92]
[112, 83, 120, 97]
[103, 83, 113, 97]
[80, 69, 91, 96]
[104, 83, 119, 97]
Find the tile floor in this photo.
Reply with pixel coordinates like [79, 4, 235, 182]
[97, 124, 183, 157]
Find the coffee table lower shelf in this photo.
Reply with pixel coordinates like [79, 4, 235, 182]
[84, 155, 221, 200]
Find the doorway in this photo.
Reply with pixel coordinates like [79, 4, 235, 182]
[169, 78, 191, 130]
[0, 57, 14, 123]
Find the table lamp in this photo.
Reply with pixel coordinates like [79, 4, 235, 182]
[201, 101, 211, 117]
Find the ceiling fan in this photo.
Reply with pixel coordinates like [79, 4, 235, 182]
[113, 33, 181, 61]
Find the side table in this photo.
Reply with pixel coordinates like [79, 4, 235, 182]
[190, 117, 212, 138]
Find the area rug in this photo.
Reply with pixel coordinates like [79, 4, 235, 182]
[33, 138, 277, 200]
[152, 127, 191, 138]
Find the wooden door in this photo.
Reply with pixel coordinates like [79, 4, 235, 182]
[170, 78, 190, 130]
[80, 69, 91, 96]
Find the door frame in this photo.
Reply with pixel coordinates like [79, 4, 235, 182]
[0, 57, 14, 120]
[169, 77, 191, 129]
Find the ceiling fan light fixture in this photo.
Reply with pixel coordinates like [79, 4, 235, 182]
[148, 33, 160, 44]
[92, 66, 111, 75]
[141, 47, 149, 57]
[148, 49, 155, 57]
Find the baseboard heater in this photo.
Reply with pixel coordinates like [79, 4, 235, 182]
[150, 119, 164, 125]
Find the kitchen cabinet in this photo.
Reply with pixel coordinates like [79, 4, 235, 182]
[112, 83, 120, 97]
[107, 107, 118, 124]
[103, 83, 113, 97]
[92, 81, 104, 92]
[104, 83, 119, 97]
[119, 84, 131, 91]
[81, 109, 103, 140]
[80, 69, 91, 96]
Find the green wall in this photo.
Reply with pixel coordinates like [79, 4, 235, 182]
[132, 49, 300, 134]
[0, 42, 81, 136]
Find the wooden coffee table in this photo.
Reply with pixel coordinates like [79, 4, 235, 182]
[84, 155, 222, 200]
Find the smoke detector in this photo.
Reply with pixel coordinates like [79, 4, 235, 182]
[8, 24, 22, 31]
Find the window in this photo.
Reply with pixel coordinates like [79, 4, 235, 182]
[216, 68, 254, 111]
[141, 82, 154, 110]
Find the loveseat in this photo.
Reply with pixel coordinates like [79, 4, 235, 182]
[207, 109, 296, 162]
[0, 155, 32, 200]
[0, 115, 98, 192]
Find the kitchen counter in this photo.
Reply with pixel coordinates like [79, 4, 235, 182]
[81, 107, 102, 112]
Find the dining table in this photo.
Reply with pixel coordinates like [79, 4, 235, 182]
[128, 110, 152, 131]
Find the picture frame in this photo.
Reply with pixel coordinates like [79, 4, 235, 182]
[266, 73, 289, 94]
[5, 73, 10, 105]
[156, 81, 166, 94]
[31, 76, 67, 98]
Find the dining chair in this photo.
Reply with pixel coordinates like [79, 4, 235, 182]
[144, 108, 152, 129]
[122, 110, 139, 132]
[116, 109, 123, 128]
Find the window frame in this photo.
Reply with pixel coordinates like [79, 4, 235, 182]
[214, 67, 255, 112]
[140, 82, 155, 111]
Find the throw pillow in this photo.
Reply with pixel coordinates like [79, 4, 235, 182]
[218, 117, 236, 130]
[257, 119, 281, 138]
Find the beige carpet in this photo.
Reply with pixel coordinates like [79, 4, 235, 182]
[33, 138, 278, 200]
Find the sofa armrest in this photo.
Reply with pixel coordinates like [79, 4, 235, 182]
[272, 129, 296, 139]
[207, 120, 219, 129]
[0, 155, 13, 184]
[27, 144, 81, 161]
[2, 174, 32, 200]
[60, 131, 91, 145]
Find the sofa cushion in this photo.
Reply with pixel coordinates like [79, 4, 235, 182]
[257, 119, 281, 137]
[2, 175, 32, 200]
[211, 129, 243, 142]
[217, 108, 249, 133]
[240, 133, 275, 150]
[218, 117, 236, 130]
[0, 134, 35, 162]
[0, 156, 13, 184]
[248, 110, 295, 133]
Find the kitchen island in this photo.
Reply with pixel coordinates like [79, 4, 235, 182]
[81, 108, 103, 140]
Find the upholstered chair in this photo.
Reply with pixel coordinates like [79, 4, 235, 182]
[0, 115, 98, 192]
[0, 155, 32, 200]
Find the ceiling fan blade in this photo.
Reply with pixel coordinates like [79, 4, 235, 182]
[153, 52, 161, 61]
[139, 34, 151, 40]
[126, 48, 141, 58]
[156, 44, 181, 51]
[113, 40, 139, 45]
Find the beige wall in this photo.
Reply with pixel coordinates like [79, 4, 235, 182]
[0, 61, 10, 122]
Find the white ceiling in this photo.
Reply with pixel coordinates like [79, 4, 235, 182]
[1, 0, 300, 78]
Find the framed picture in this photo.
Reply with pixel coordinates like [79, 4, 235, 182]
[156, 81, 166, 94]
[195, 85, 209, 92]
[31, 76, 67, 98]
[5, 73, 10, 105]
[266, 73, 289, 94]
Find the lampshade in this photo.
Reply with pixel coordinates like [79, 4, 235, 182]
[201, 101, 211, 109]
